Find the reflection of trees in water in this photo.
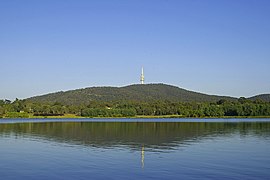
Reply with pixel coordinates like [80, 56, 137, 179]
[0, 122, 269, 150]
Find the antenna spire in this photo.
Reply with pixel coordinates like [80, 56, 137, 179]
[140, 67, 144, 84]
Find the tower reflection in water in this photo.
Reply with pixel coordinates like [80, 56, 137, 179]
[141, 145, 145, 169]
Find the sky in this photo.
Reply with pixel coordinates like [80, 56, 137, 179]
[0, 0, 270, 100]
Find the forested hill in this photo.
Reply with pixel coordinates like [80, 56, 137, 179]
[248, 94, 270, 102]
[27, 84, 237, 105]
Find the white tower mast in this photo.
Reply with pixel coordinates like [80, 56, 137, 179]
[140, 67, 144, 84]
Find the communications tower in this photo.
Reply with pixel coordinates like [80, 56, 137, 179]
[140, 67, 144, 84]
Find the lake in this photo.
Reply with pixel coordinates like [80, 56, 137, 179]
[0, 118, 270, 179]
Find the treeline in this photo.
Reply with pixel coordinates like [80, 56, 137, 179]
[1, 98, 270, 118]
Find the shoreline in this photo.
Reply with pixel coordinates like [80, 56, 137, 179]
[1, 114, 270, 119]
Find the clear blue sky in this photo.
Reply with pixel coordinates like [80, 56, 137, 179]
[1, 0, 270, 100]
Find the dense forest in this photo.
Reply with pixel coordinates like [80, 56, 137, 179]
[1, 97, 270, 118]
[1, 84, 270, 118]
[27, 84, 237, 105]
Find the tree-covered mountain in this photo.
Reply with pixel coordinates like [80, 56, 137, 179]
[27, 83, 237, 105]
[1, 83, 269, 118]
[248, 94, 270, 102]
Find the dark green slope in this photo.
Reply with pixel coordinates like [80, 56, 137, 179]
[122, 84, 236, 102]
[27, 84, 236, 105]
[248, 94, 270, 102]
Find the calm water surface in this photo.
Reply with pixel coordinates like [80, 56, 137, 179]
[0, 118, 270, 179]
